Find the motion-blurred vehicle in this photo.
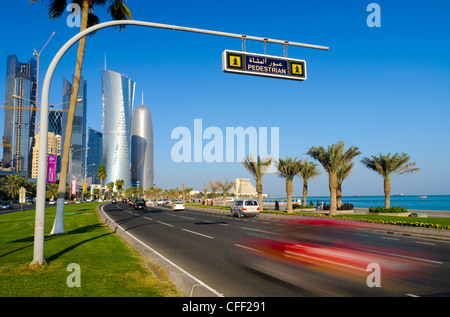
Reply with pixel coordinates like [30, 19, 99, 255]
[0, 201, 13, 210]
[235, 217, 429, 296]
[230, 199, 260, 217]
[172, 201, 185, 211]
[112, 198, 117, 204]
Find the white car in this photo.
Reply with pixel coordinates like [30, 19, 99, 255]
[230, 199, 260, 217]
[172, 201, 185, 211]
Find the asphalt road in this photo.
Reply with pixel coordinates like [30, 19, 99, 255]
[102, 202, 450, 297]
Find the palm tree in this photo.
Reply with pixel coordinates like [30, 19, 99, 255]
[361, 153, 420, 208]
[183, 186, 194, 202]
[208, 180, 221, 205]
[336, 161, 354, 209]
[242, 154, 274, 210]
[32, 0, 133, 234]
[115, 179, 124, 198]
[4, 175, 26, 202]
[220, 180, 235, 206]
[203, 182, 209, 205]
[46, 183, 59, 200]
[105, 181, 114, 199]
[276, 157, 305, 213]
[97, 164, 106, 199]
[307, 141, 361, 215]
[298, 159, 321, 207]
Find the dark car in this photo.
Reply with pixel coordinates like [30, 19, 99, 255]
[112, 198, 117, 204]
[0, 201, 13, 210]
[133, 199, 146, 210]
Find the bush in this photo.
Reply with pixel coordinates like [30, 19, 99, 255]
[293, 204, 315, 209]
[322, 203, 354, 210]
[369, 206, 408, 213]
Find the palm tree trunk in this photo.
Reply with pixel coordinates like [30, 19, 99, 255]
[52, 1, 89, 234]
[286, 179, 293, 213]
[302, 181, 308, 207]
[328, 172, 338, 215]
[337, 185, 342, 209]
[256, 179, 263, 211]
[384, 177, 391, 209]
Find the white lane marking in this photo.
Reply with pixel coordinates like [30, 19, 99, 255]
[143, 216, 152, 221]
[356, 247, 443, 265]
[157, 220, 173, 227]
[241, 227, 281, 236]
[182, 229, 214, 239]
[414, 241, 436, 246]
[235, 244, 263, 253]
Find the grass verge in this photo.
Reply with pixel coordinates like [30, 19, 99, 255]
[0, 202, 180, 297]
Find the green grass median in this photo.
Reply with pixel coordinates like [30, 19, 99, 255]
[0, 202, 180, 297]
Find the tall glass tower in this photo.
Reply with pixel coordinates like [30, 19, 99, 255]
[101, 69, 135, 190]
[86, 128, 103, 184]
[62, 76, 87, 181]
[2, 55, 37, 177]
[131, 104, 154, 190]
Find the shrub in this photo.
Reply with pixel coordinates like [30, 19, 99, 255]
[369, 206, 408, 213]
[293, 204, 315, 209]
[322, 203, 354, 210]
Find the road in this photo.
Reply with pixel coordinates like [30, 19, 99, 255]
[102, 202, 450, 297]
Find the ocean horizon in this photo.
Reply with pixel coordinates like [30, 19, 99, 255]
[263, 194, 450, 211]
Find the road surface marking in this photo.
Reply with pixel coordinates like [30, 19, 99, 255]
[182, 229, 214, 239]
[157, 221, 173, 227]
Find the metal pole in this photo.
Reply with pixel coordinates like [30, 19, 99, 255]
[31, 19, 328, 265]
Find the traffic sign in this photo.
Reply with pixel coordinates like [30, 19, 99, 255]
[222, 50, 306, 81]
[19, 187, 26, 204]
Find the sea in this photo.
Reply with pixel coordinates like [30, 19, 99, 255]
[263, 195, 450, 211]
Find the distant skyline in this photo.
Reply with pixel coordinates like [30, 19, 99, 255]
[1, 1, 449, 196]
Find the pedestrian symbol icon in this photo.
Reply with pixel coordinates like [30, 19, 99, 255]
[291, 63, 303, 75]
[229, 55, 242, 68]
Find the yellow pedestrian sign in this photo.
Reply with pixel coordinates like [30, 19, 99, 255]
[223, 50, 306, 81]
[290, 62, 304, 76]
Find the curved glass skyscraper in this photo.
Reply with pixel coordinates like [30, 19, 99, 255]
[101, 69, 135, 190]
[131, 104, 154, 190]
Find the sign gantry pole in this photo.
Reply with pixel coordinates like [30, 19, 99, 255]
[31, 19, 328, 265]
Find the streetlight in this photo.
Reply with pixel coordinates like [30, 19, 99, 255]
[31, 19, 328, 266]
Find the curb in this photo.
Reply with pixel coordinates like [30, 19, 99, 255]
[96, 204, 223, 297]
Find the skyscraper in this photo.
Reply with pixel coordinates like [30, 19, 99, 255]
[101, 69, 135, 190]
[62, 76, 87, 181]
[86, 128, 103, 184]
[131, 104, 154, 190]
[2, 55, 37, 177]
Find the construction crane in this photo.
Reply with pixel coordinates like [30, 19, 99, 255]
[33, 32, 56, 131]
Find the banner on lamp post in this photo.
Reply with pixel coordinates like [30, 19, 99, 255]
[47, 155, 57, 183]
[71, 180, 77, 195]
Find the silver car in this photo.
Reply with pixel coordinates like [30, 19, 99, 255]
[230, 199, 260, 218]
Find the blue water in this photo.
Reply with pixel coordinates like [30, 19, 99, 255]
[263, 195, 450, 211]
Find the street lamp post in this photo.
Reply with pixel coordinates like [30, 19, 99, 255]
[31, 19, 328, 265]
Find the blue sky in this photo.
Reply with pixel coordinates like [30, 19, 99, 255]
[1, 1, 449, 196]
